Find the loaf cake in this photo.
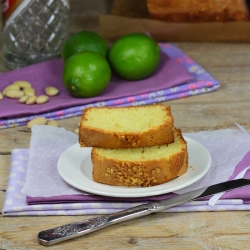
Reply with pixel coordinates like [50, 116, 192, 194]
[79, 105, 174, 149]
[147, 0, 250, 22]
[91, 128, 188, 187]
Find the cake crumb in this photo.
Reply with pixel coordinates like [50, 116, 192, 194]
[189, 166, 196, 171]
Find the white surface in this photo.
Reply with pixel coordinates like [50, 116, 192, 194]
[57, 137, 212, 198]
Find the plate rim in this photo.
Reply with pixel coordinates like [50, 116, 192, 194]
[57, 136, 212, 198]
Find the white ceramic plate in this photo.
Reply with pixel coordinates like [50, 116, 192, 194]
[57, 137, 212, 198]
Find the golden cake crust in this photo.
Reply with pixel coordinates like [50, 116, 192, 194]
[91, 128, 188, 187]
[147, 0, 250, 22]
[79, 105, 174, 149]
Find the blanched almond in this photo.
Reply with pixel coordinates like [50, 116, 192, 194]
[27, 117, 47, 129]
[3, 84, 20, 95]
[47, 120, 59, 127]
[45, 86, 59, 96]
[5, 90, 24, 98]
[13, 80, 31, 88]
[36, 95, 49, 104]
[26, 96, 37, 105]
[74, 128, 79, 134]
[24, 87, 35, 96]
[19, 95, 29, 103]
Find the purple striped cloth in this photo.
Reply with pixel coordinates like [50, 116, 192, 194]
[0, 43, 220, 129]
[2, 149, 250, 216]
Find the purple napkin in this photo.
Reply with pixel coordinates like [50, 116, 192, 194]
[2, 147, 245, 216]
[0, 43, 220, 129]
[26, 150, 250, 205]
[222, 150, 250, 202]
[26, 193, 175, 205]
[0, 50, 192, 119]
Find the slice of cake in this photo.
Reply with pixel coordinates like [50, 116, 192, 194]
[91, 128, 188, 187]
[79, 105, 174, 149]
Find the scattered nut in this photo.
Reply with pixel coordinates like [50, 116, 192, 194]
[47, 120, 59, 127]
[74, 128, 79, 134]
[1, 82, 59, 106]
[13, 80, 31, 88]
[5, 90, 24, 98]
[27, 117, 47, 129]
[3, 84, 20, 95]
[24, 87, 35, 96]
[36, 95, 49, 104]
[19, 95, 29, 103]
[26, 96, 37, 105]
[45, 86, 59, 96]
[73, 122, 81, 133]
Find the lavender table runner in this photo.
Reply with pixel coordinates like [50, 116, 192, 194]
[0, 43, 220, 129]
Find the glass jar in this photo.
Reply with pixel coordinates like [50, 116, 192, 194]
[2, 0, 70, 69]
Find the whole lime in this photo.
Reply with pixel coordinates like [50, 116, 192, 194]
[108, 33, 160, 80]
[62, 30, 109, 62]
[62, 51, 111, 98]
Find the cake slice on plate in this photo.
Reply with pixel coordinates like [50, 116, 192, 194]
[91, 128, 188, 187]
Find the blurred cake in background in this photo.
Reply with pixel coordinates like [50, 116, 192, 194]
[147, 0, 250, 22]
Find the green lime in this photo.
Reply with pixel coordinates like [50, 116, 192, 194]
[62, 30, 109, 62]
[108, 33, 160, 80]
[62, 51, 111, 98]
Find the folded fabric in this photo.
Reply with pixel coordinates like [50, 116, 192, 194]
[2, 124, 250, 217]
[26, 150, 250, 205]
[2, 148, 250, 216]
[0, 43, 220, 129]
[20, 125, 250, 199]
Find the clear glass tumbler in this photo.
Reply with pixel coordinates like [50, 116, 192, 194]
[2, 0, 70, 69]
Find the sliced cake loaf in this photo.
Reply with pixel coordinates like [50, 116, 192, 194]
[91, 128, 188, 187]
[79, 105, 174, 149]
